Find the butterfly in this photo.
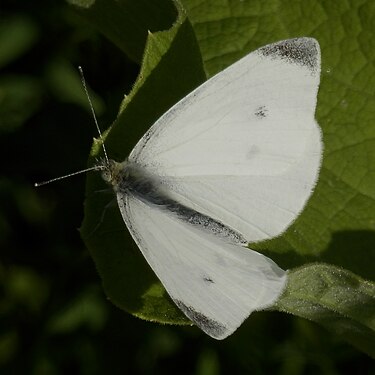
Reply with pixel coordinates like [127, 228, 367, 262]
[40, 37, 322, 339]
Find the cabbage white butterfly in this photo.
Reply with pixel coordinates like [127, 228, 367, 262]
[37, 37, 322, 340]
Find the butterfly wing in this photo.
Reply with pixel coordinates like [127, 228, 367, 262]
[129, 38, 322, 242]
[117, 192, 286, 340]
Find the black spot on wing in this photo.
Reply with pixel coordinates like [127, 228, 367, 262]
[254, 105, 268, 118]
[258, 38, 319, 74]
[174, 299, 227, 339]
[203, 276, 214, 284]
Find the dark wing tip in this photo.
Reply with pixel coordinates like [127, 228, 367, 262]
[258, 37, 321, 74]
[173, 299, 229, 339]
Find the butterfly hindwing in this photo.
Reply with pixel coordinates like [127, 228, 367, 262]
[117, 192, 286, 340]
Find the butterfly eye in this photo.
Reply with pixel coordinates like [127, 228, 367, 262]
[101, 169, 111, 182]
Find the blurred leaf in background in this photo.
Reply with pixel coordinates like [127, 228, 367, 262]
[1, 0, 374, 374]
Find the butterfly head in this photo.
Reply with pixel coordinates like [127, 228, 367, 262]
[97, 158, 127, 189]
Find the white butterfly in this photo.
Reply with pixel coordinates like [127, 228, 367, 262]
[98, 37, 323, 339]
[40, 37, 322, 339]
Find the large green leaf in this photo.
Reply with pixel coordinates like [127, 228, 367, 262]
[77, 0, 375, 354]
[277, 264, 375, 357]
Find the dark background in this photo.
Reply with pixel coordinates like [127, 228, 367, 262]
[0, 1, 374, 374]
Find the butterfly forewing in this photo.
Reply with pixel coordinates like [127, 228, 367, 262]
[129, 37, 322, 242]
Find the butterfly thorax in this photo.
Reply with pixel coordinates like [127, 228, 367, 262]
[99, 159, 157, 195]
[99, 159, 128, 190]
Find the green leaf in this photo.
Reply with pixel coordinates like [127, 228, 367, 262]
[79, 0, 375, 354]
[276, 264, 375, 357]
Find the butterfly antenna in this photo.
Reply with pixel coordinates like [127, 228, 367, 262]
[34, 67, 109, 187]
[78, 66, 109, 164]
[34, 165, 105, 187]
